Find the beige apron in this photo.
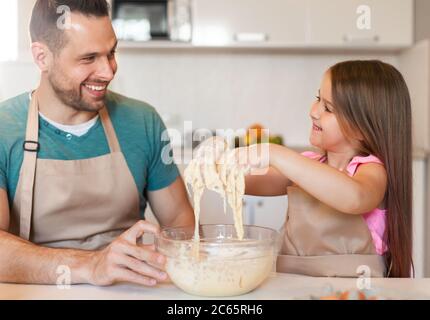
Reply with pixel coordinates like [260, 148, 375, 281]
[9, 92, 141, 250]
[276, 185, 387, 277]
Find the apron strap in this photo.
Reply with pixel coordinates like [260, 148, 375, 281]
[99, 107, 121, 153]
[19, 93, 40, 240]
[19, 93, 120, 240]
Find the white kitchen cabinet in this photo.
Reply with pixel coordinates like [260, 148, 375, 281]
[192, 0, 307, 47]
[192, 0, 413, 49]
[426, 158, 430, 277]
[243, 195, 287, 231]
[306, 0, 413, 48]
[399, 40, 430, 152]
[412, 158, 427, 278]
[195, 193, 287, 231]
[399, 41, 430, 277]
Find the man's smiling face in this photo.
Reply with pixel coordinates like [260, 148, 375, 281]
[46, 13, 118, 112]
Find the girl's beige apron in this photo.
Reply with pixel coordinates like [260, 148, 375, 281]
[276, 185, 387, 277]
[9, 92, 140, 250]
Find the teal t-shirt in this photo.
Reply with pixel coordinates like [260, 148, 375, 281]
[0, 91, 179, 218]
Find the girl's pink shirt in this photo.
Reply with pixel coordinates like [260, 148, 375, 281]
[301, 151, 388, 255]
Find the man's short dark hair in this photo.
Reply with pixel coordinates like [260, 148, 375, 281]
[30, 0, 110, 53]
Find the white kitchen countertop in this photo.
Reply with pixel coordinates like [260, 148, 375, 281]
[1, 273, 429, 300]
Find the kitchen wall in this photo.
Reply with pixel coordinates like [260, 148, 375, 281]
[111, 49, 399, 146]
[415, 0, 430, 42]
[0, 61, 38, 100]
[0, 49, 399, 148]
[0, 0, 419, 147]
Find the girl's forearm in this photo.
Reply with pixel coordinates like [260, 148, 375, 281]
[268, 144, 365, 214]
[245, 166, 290, 196]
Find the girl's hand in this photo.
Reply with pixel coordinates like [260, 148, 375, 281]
[194, 136, 228, 162]
[191, 137, 272, 185]
[189, 136, 230, 195]
[221, 144, 271, 176]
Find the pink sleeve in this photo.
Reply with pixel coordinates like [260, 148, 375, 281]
[346, 155, 384, 176]
[301, 151, 325, 162]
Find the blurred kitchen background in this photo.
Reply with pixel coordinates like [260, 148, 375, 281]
[0, 0, 429, 277]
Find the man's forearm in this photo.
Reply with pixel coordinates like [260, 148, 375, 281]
[0, 230, 94, 285]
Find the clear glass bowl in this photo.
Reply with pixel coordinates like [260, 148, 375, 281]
[155, 224, 278, 297]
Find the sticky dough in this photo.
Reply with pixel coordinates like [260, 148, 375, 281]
[184, 139, 247, 250]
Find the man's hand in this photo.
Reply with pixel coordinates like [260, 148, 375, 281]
[88, 220, 168, 287]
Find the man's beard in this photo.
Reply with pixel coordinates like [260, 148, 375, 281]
[48, 72, 107, 113]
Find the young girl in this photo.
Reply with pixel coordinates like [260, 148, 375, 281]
[241, 60, 413, 278]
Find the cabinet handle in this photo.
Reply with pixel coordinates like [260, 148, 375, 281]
[233, 33, 269, 43]
[343, 34, 380, 43]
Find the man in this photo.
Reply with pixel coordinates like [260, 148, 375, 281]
[0, 0, 194, 286]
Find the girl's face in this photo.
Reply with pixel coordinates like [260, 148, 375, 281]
[309, 72, 355, 153]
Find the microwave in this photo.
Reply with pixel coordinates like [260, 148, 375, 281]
[112, 0, 192, 42]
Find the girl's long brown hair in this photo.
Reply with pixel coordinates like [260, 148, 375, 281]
[329, 60, 413, 278]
